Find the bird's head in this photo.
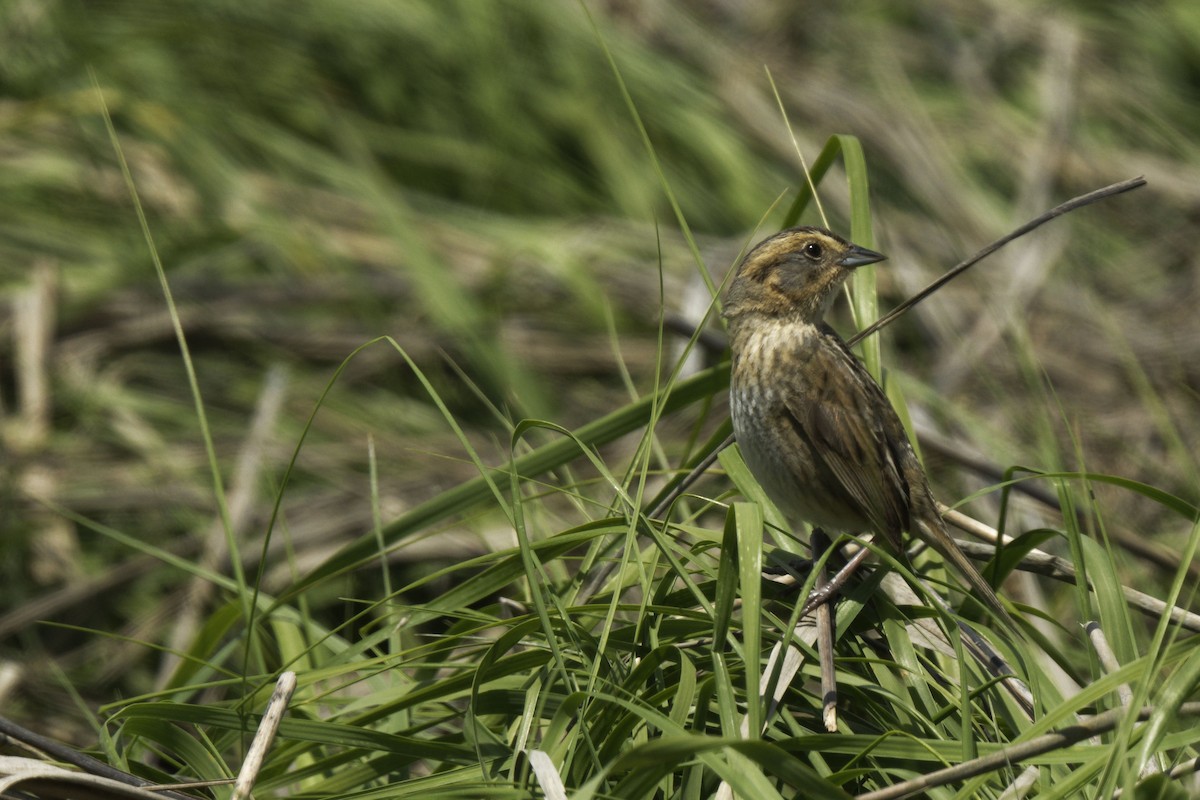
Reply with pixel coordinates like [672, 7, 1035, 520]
[722, 226, 886, 326]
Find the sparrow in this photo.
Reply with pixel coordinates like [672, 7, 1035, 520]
[722, 226, 1014, 629]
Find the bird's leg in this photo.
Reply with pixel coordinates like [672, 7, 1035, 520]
[796, 545, 873, 619]
[761, 531, 873, 616]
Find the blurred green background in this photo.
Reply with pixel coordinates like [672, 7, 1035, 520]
[2, 0, 1198, 735]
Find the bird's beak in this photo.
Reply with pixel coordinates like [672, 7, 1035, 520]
[839, 244, 887, 268]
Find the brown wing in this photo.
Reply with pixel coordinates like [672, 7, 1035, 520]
[782, 325, 914, 546]
[783, 328, 1020, 631]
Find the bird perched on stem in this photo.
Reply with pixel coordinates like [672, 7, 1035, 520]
[723, 226, 1016, 631]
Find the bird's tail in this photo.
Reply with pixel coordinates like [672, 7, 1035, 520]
[914, 516, 1019, 634]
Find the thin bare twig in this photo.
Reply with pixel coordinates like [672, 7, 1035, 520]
[855, 701, 1200, 800]
[920, 428, 1200, 581]
[1086, 622, 1134, 708]
[846, 176, 1146, 348]
[233, 671, 297, 800]
[812, 531, 838, 732]
[0, 716, 196, 800]
[946, 521, 1200, 633]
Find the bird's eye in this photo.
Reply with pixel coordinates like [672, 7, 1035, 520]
[803, 242, 823, 259]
